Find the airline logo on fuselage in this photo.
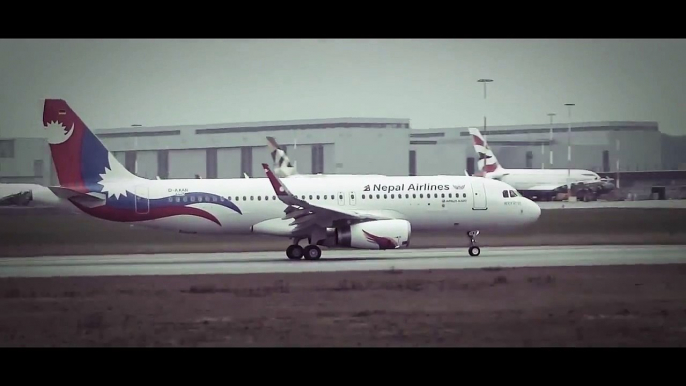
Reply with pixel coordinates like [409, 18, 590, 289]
[363, 183, 451, 193]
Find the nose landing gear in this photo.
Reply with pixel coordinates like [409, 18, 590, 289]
[467, 230, 481, 256]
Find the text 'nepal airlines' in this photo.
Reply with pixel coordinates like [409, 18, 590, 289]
[468, 127, 616, 201]
[42, 99, 541, 260]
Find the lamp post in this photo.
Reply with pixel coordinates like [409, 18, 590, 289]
[564, 103, 575, 197]
[616, 138, 619, 189]
[547, 113, 556, 168]
[477, 79, 493, 134]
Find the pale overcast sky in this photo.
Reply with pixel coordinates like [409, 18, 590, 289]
[1, 38, 685, 138]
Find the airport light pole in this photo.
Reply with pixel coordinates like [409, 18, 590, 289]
[478, 79, 493, 134]
[547, 113, 556, 168]
[564, 103, 575, 197]
[616, 138, 619, 189]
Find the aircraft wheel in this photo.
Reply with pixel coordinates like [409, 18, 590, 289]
[468, 246, 481, 257]
[303, 245, 322, 260]
[286, 245, 304, 260]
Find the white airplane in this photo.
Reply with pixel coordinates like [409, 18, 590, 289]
[468, 127, 616, 201]
[40, 98, 541, 259]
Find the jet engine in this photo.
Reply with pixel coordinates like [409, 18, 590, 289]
[320, 219, 411, 250]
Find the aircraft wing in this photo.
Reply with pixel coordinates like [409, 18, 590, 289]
[261, 163, 400, 233]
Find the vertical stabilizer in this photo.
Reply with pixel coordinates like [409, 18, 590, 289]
[266, 136, 298, 177]
[42, 99, 143, 192]
[467, 127, 506, 175]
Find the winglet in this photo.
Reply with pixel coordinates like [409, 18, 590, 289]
[262, 163, 302, 207]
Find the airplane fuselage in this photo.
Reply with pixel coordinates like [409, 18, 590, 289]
[65, 174, 540, 236]
[485, 168, 614, 199]
[497, 169, 599, 189]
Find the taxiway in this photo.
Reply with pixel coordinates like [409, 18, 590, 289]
[0, 245, 684, 278]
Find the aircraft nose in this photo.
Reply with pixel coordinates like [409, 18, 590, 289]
[524, 198, 541, 222]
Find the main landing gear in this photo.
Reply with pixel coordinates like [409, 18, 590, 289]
[286, 239, 322, 261]
[467, 230, 481, 257]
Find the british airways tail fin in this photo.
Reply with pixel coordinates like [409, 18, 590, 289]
[266, 136, 298, 177]
[467, 127, 506, 175]
[42, 99, 143, 193]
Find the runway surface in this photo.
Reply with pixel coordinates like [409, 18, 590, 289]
[0, 245, 684, 278]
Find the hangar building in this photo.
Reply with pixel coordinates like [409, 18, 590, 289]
[0, 118, 677, 188]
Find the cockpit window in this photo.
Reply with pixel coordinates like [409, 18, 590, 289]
[509, 190, 518, 197]
[502, 190, 509, 198]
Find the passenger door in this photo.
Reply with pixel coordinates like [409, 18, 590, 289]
[471, 181, 488, 210]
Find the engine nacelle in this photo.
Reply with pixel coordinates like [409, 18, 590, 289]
[322, 219, 411, 250]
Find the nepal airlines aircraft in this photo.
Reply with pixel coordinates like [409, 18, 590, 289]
[468, 127, 616, 201]
[41, 99, 541, 260]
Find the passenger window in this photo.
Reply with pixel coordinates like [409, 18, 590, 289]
[376, 194, 380, 199]
[351, 194, 355, 199]
[391, 194, 394, 199]
[243, 196, 246, 201]
[463, 193, 466, 198]
[309, 195, 313, 200]
[441, 193, 445, 198]
[168, 197, 173, 202]
[413, 194, 416, 199]
[183, 196, 188, 202]
[384, 194, 387, 199]
[175, 197, 180, 202]
[257, 196, 261, 201]
[434, 194, 438, 198]
[190, 196, 196, 202]
[272, 196, 276, 200]
[449, 193, 452, 198]
[362, 194, 365, 199]
[324, 195, 327, 200]
[317, 195, 320, 200]
[405, 194, 409, 198]
[339, 195, 343, 200]
[420, 194, 423, 198]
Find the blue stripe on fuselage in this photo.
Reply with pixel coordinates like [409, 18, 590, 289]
[104, 191, 243, 215]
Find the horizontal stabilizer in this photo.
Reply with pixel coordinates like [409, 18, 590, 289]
[48, 186, 105, 202]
